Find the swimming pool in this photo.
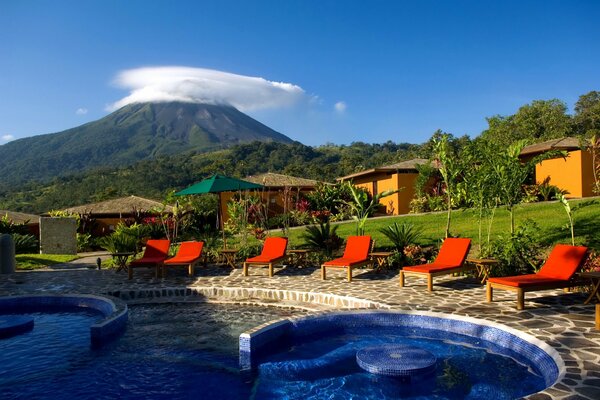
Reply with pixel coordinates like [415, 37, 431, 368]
[0, 302, 560, 399]
[0, 302, 300, 399]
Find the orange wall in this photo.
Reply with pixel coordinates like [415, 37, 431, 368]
[350, 171, 418, 215]
[535, 149, 595, 198]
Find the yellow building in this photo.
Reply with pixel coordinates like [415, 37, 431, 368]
[519, 138, 595, 198]
[337, 159, 430, 215]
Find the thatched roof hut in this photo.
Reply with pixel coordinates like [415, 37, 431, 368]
[63, 195, 172, 216]
[0, 210, 40, 225]
[244, 172, 320, 188]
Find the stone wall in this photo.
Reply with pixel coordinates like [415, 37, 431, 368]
[39, 217, 77, 254]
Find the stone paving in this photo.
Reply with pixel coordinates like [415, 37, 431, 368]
[1, 254, 600, 399]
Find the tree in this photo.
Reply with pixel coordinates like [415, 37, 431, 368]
[461, 140, 500, 253]
[432, 134, 465, 238]
[482, 99, 572, 147]
[574, 91, 600, 136]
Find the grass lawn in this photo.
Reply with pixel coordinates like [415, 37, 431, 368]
[16, 254, 80, 270]
[269, 198, 600, 252]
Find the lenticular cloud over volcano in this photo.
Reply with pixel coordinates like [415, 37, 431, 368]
[107, 66, 307, 112]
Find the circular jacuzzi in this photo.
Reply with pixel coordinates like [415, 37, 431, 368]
[240, 310, 563, 399]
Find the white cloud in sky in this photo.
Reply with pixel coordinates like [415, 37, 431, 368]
[76, 108, 88, 115]
[1, 134, 15, 142]
[107, 66, 307, 112]
[334, 101, 347, 113]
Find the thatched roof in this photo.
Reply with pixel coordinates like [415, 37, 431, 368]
[337, 158, 431, 181]
[244, 172, 320, 188]
[0, 210, 40, 225]
[63, 195, 173, 216]
[520, 137, 581, 156]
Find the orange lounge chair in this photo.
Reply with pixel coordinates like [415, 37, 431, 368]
[486, 244, 588, 310]
[321, 235, 372, 282]
[399, 238, 472, 291]
[127, 239, 170, 280]
[161, 241, 204, 278]
[243, 237, 288, 277]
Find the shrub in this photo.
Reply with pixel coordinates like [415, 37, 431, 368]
[97, 231, 138, 254]
[77, 233, 93, 252]
[483, 220, 543, 276]
[12, 233, 39, 254]
[301, 221, 343, 257]
[379, 222, 422, 253]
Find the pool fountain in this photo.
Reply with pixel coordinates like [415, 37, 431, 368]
[241, 310, 563, 399]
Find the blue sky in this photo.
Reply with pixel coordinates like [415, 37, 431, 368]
[1, 0, 599, 146]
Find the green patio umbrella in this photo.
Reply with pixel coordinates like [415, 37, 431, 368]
[175, 174, 263, 242]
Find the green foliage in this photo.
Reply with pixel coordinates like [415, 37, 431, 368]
[12, 233, 39, 254]
[98, 223, 148, 254]
[482, 99, 572, 147]
[345, 182, 399, 235]
[305, 182, 354, 215]
[432, 133, 465, 238]
[558, 194, 575, 246]
[0, 138, 425, 214]
[379, 222, 422, 253]
[300, 221, 343, 257]
[574, 91, 600, 135]
[0, 214, 30, 235]
[76, 233, 93, 252]
[484, 220, 543, 276]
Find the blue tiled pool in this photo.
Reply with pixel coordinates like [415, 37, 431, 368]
[242, 311, 562, 399]
[0, 300, 561, 399]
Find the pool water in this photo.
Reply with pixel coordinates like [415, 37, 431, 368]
[0, 303, 548, 399]
[0, 303, 299, 400]
[255, 328, 547, 399]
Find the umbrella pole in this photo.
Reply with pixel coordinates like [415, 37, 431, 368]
[218, 192, 226, 248]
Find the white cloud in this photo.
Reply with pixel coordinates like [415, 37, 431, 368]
[107, 66, 308, 112]
[334, 101, 347, 113]
[76, 108, 88, 115]
[1, 134, 15, 142]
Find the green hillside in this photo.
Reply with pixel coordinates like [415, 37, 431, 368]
[0, 102, 294, 189]
[0, 141, 423, 213]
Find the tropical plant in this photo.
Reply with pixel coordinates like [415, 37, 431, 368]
[558, 194, 575, 246]
[484, 220, 543, 276]
[97, 231, 138, 254]
[379, 222, 422, 253]
[0, 214, 30, 235]
[345, 182, 399, 235]
[301, 221, 343, 257]
[12, 233, 39, 254]
[305, 182, 354, 216]
[76, 233, 93, 252]
[432, 134, 465, 238]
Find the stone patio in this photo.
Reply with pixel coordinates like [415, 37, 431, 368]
[1, 254, 599, 399]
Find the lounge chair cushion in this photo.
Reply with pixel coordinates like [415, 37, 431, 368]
[403, 263, 463, 273]
[246, 237, 288, 263]
[402, 238, 471, 273]
[322, 236, 371, 267]
[487, 274, 570, 288]
[129, 239, 170, 266]
[432, 238, 471, 266]
[164, 241, 204, 264]
[536, 244, 588, 280]
[342, 236, 372, 260]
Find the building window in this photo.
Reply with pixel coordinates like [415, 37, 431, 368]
[373, 180, 378, 195]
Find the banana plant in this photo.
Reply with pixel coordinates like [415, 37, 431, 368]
[345, 182, 400, 236]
